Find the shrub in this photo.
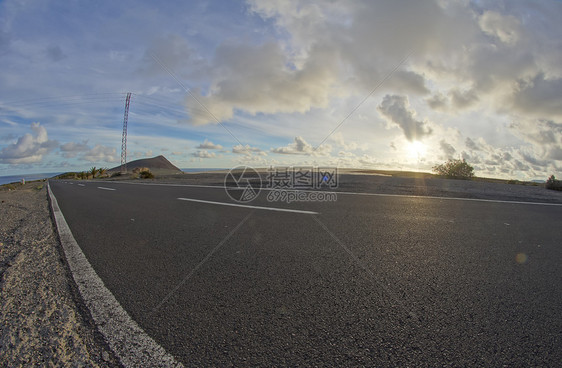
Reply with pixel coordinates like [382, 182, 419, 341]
[1, 184, 17, 191]
[433, 159, 475, 179]
[110, 171, 122, 178]
[139, 170, 154, 179]
[56, 172, 77, 179]
[545, 175, 562, 191]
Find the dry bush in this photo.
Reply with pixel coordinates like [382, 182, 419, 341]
[433, 159, 475, 179]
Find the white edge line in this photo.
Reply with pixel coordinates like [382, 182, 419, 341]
[97, 186, 116, 191]
[178, 197, 319, 214]
[47, 182, 183, 368]
[102, 180, 562, 207]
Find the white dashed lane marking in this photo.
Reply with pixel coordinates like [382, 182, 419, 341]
[178, 197, 319, 215]
[97, 187, 117, 191]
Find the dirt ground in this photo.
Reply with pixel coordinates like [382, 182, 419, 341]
[0, 182, 119, 367]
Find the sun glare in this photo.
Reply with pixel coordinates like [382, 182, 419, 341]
[407, 141, 427, 160]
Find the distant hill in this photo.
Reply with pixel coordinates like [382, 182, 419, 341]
[108, 155, 182, 175]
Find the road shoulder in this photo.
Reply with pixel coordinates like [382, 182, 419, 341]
[0, 182, 119, 366]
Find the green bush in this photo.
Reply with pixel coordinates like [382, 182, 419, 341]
[545, 175, 562, 191]
[433, 159, 475, 179]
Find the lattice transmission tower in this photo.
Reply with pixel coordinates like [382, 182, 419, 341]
[120, 92, 131, 173]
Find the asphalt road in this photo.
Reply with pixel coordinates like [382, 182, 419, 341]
[49, 180, 562, 367]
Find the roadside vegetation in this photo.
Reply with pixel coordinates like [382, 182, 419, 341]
[432, 159, 475, 180]
[54, 167, 155, 180]
[139, 170, 154, 179]
[54, 168, 110, 180]
[545, 175, 562, 191]
[0, 179, 47, 192]
[0, 183, 17, 191]
[89, 166, 98, 179]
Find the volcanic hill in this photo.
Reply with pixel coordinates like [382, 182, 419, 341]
[108, 155, 182, 175]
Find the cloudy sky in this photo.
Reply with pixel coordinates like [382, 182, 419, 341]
[1, 0, 561, 179]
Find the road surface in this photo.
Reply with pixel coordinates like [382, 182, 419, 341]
[49, 180, 562, 366]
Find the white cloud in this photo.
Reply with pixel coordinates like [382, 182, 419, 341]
[510, 73, 562, 119]
[426, 88, 479, 112]
[439, 140, 456, 159]
[426, 93, 448, 111]
[357, 154, 379, 167]
[191, 150, 216, 158]
[187, 41, 339, 125]
[271, 136, 331, 156]
[547, 146, 562, 161]
[378, 95, 432, 142]
[329, 132, 359, 151]
[60, 140, 89, 158]
[458, 134, 560, 178]
[450, 88, 479, 110]
[507, 118, 562, 170]
[465, 137, 481, 151]
[511, 119, 561, 147]
[478, 11, 521, 45]
[187, 0, 467, 126]
[232, 144, 266, 156]
[196, 139, 223, 150]
[0, 122, 58, 164]
[60, 140, 120, 163]
[82, 145, 119, 163]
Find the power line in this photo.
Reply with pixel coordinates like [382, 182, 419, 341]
[132, 93, 220, 120]
[0, 92, 126, 107]
[0, 95, 126, 117]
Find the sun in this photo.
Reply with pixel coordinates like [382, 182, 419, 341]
[406, 141, 427, 160]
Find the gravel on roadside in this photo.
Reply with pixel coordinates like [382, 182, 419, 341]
[0, 182, 120, 367]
